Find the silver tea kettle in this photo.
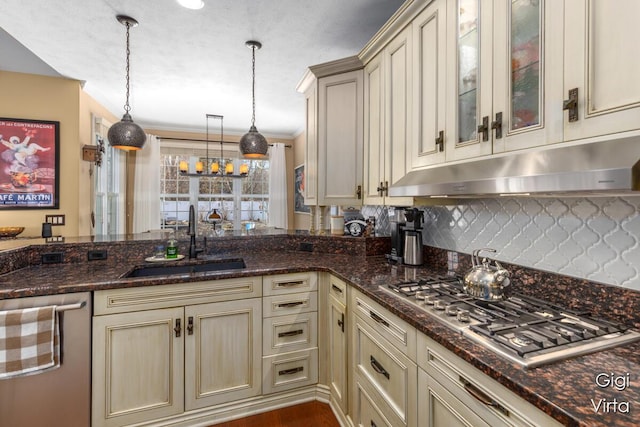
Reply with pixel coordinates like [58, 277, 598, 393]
[463, 248, 511, 301]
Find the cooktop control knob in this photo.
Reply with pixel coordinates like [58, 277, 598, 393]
[456, 309, 470, 323]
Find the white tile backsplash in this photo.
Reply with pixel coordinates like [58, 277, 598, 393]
[417, 197, 640, 290]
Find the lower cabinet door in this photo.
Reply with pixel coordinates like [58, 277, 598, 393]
[92, 307, 185, 427]
[185, 298, 262, 410]
[418, 368, 491, 427]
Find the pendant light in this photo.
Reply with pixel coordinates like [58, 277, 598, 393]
[108, 15, 147, 151]
[239, 40, 268, 158]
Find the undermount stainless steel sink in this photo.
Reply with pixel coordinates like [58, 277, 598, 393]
[123, 258, 246, 278]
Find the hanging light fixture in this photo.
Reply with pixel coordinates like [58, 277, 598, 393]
[239, 40, 269, 158]
[108, 15, 147, 151]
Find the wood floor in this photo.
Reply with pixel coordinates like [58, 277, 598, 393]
[211, 401, 340, 427]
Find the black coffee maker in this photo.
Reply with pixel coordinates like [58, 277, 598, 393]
[386, 208, 406, 263]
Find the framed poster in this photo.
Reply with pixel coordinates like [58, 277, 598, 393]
[294, 164, 310, 214]
[0, 118, 60, 209]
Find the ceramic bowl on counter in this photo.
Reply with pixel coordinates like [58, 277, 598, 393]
[0, 227, 25, 238]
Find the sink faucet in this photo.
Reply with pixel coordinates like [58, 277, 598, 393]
[188, 205, 204, 259]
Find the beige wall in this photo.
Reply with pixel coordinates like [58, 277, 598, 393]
[0, 71, 81, 237]
[0, 71, 120, 238]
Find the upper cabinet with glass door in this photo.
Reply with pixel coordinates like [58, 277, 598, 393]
[563, 0, 640, 142]
[446, 0, 563, 161]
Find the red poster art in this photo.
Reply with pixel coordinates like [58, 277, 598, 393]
[0, 118, 59, 209]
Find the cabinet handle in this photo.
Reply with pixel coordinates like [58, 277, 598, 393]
[435, 130, 444, 152]
[277, 301, 305, 308]
[187, 316, 194, 335]
[491, 112, 502, 139]
[563, 87, 579, 122]
[276, 280, 304, 288]
[369, 311, 389, 327]
[278, 329, 304, 338]
[384, 181, 388, 197]
[370, 355, 390, 380]
[338, 313, 344, 333]
[356, 185, 362, 199]
[460, 376, 509, 416]
[331, 284, 343, 294]
[477, 116, 490, 141]
[174, 318, 181, 338]
[376, 182, 385, 196]
[278, 366, 304, 376]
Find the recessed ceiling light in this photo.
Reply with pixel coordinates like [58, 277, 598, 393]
[177, 0, 204, 10]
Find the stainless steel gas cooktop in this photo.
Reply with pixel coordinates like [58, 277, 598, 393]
[380, 275, 640, 368]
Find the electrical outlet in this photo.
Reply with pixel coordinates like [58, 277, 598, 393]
[299, 242, 313, 252]
[42, 252, 64, 264]
[87, 249, 108, 261]
[45, 214, 66, 225]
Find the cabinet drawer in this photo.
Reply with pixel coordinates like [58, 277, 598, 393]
[94, 276, 262, 315]
[354, 317, 417, 427]
[328, 274, 348, 305]
[263, 312, 317, 355]
[353, 378, 401, 427]
[352, 290, 416, 360]
[417, 334, 563, 427]
[262, 348, 318, 394]
[263, 272, 318, 296]
[263, 291, 317, 317]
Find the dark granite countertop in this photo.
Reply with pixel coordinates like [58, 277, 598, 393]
[1, 246, 638, 427]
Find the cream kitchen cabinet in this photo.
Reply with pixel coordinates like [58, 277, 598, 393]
[327, 274, 349, 415]
[563, 0, 640, 142]
[445, 0, 563, 161]
[409, 0, 448, 170]
[262, 272, 319, 395]
[351, 289, 417, 427]
[297, 58, 364, 208]
[92, 277, 262, 427]
[417, 333, 563, 427]
[362, 25, 413, 206]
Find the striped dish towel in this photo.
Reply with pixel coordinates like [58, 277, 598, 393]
[0, 306, 60, 379]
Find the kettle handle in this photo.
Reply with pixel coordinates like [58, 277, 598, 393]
[472, 248, 496, 267]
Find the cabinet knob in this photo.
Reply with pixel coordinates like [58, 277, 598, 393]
[563, 87, 579, 122]
[477, 116, 490, 141]
[491, 112, 503, 139]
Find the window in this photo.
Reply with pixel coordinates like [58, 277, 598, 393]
[160, 152, 269, 233]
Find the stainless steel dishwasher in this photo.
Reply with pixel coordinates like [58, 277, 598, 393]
[0, 292, 91, 427]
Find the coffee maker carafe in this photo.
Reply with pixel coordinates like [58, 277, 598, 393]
[403, 208, 423, 266]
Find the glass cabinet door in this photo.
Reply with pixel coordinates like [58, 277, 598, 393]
[510, 0, 541, 132]
[457, 0, 480, 145]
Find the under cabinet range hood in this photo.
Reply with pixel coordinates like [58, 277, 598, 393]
[389, 137, 640, 198]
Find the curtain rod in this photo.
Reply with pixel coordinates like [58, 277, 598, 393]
[158, 136, 291, 148]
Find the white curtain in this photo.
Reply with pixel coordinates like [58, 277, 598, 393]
[133, 134, 161, 233]
[268, 143, 288, 229]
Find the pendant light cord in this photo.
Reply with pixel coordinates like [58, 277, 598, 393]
[251, 45, 256, 127]
[124, 21, 132, 114]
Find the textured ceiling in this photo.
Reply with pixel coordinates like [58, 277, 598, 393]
[0, 0, 404, 137]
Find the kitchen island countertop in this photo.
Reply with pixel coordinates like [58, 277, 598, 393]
[1, 247, 638, 427]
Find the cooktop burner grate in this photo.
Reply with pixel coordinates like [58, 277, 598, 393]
[380, 275, 640, 368]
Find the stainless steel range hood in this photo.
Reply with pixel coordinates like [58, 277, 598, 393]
[389, 137, 640, 198]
